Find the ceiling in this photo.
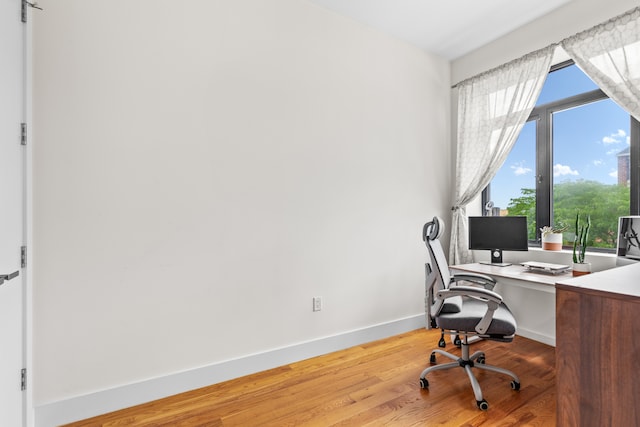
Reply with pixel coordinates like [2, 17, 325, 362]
[307, 0, 572, 60]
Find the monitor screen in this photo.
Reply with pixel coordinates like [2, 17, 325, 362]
[468, 216, 528, 265]
[616, 216, 640, 266]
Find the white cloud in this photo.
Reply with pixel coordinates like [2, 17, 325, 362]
[554, 163, 579, 177]
[593, 159, 603, 166]
[511, 163, 532, 176]
[602, 129, 628, 145]
[609, 170, 618, 178]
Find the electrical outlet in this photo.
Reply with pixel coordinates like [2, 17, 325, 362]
[313, 296, 322, 312]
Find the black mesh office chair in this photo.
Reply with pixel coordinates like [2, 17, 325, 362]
[420, 216, 520, 410]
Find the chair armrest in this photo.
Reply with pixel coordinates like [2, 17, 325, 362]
[437, 286, 502, 304]
[451, 273, 496, 290]
[436, 286, 502, 334]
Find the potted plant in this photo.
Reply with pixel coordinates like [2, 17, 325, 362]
[540, 224, 567, 251]
[572, 212, 591, 276]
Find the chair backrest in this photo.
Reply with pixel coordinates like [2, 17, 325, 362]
[423, 217, 452, 319]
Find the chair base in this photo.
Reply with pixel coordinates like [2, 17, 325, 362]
[419, 337, 520, 410]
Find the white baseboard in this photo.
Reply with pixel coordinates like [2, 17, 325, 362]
[35, 314, 425, 427]
[517, 327, 556, 347]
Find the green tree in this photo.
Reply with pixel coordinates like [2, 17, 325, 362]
[554, 180, 628, 248]
[506, 188, 536, 239]
[505, 180, 629, 249]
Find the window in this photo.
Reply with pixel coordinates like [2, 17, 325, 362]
[484, 61, 640, 250]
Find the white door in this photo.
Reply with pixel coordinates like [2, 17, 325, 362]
[0, 0, 26, 425]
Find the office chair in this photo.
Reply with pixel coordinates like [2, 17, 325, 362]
[422, 219, 497, 348]
[420, 216, 520, 410]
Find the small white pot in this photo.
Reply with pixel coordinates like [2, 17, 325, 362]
[572, 262, 591, 277]
[542, 233, 563, 251]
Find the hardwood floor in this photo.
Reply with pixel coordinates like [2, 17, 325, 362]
[65, 328, 556, 426]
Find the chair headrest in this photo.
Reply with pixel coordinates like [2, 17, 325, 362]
[423, 216, 445, 241]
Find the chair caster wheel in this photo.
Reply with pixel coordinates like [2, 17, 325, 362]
[454, 335, 461, 347]
[429, 352, 436, 365]
[511, 380, 521, 391]
[438, 338, 446, 348]
[477, 355, 485, 364]
[477, 399, 489, 410]
[419, 378, 429, 389]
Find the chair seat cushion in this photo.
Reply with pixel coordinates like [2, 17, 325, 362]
[441, 295, 463, 313]
[436, 298, 517, 340]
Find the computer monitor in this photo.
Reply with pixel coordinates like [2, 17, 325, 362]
[616, 216, 640, 266]
[468, 216, 528, 266]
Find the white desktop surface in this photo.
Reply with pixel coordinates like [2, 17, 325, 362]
[555, 261, 640, 299]
[450, 262, 563, 346]
[449, 262, 640, 347]
[452, 262, 569, 288]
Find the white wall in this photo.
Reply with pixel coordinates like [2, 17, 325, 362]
[451, 0, 640, 84]
[32, 0, 450, 416]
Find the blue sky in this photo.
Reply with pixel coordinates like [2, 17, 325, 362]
[490, 65, 631, 209]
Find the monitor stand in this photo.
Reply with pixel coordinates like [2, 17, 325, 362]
[479, 249, 512, 267]
[479, 261, 512, 267]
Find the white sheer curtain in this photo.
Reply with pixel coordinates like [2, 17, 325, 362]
[562, 7, 640, 121]
[450, 46, 554, 264]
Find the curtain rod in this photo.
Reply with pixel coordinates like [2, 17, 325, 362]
[450, 5, 640, 90]
[450, 44, 557, 89]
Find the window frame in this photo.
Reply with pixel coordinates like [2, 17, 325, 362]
[482, 61, 640, 250]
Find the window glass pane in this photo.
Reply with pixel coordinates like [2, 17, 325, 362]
[537, 65, 598, 105]
[485, 62, 635, 253]
[489, 120, 537, 239]
[552, 99, 631, 249]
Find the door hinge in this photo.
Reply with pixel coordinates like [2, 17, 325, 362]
[21, 369, 27, 391]
[21, 246, 27, 268]
[21, 123, 27, 146]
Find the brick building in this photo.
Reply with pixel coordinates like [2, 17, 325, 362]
[618, 146, 630, 186]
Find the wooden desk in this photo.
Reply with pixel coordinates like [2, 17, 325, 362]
[451, 263, 570, 346]
[555, 262, 640, 426]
